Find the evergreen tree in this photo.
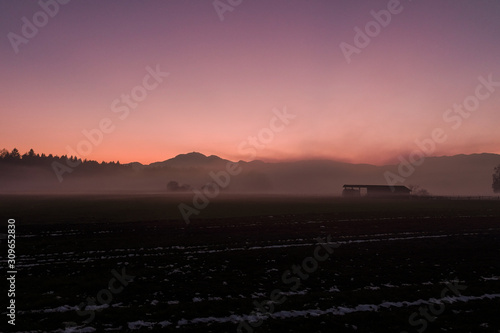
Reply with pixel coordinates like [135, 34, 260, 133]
[493, 165, 500, 193]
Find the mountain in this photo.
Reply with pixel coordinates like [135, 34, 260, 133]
[148, 152, 230, 169]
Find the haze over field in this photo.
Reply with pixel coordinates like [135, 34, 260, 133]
[1, 0, 500, 169]
[1, 150, 499, 196]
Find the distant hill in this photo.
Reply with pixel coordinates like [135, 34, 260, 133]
[0, 148, 499, 195]
[148, 152, 230, 169]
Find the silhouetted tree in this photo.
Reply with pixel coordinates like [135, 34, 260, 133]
[167, 181, 191, 192]
[21, 148, 37, 164]
[493, 165, 500, 193]
[0, 149, 8, 159]
[10, 148, 20, 159]
[201, 182, 218, 193]
[167, 181, 180, 191]
[409, 184, 430, 197]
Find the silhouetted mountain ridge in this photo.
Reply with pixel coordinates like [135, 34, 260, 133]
[149, 152, 230, 169]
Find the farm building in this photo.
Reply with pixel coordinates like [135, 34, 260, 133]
[342, 184, 411, 197]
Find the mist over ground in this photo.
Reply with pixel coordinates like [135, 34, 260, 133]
[1, 151, 499, 196]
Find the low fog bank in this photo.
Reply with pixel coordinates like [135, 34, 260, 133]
[1, 152, 499, 196]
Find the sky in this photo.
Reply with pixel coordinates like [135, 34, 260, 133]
[1, 0, 500, 165]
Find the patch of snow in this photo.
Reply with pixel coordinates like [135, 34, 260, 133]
[127, 321, 155, 330]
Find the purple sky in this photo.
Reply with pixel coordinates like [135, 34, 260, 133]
[1, 0, 500, 164]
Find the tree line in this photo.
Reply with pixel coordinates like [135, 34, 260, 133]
[0, 148, 125, 170]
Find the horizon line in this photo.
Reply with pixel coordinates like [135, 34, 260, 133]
[2, 148, 499, 167]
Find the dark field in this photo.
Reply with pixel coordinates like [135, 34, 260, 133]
[1, 195, 500, 332]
